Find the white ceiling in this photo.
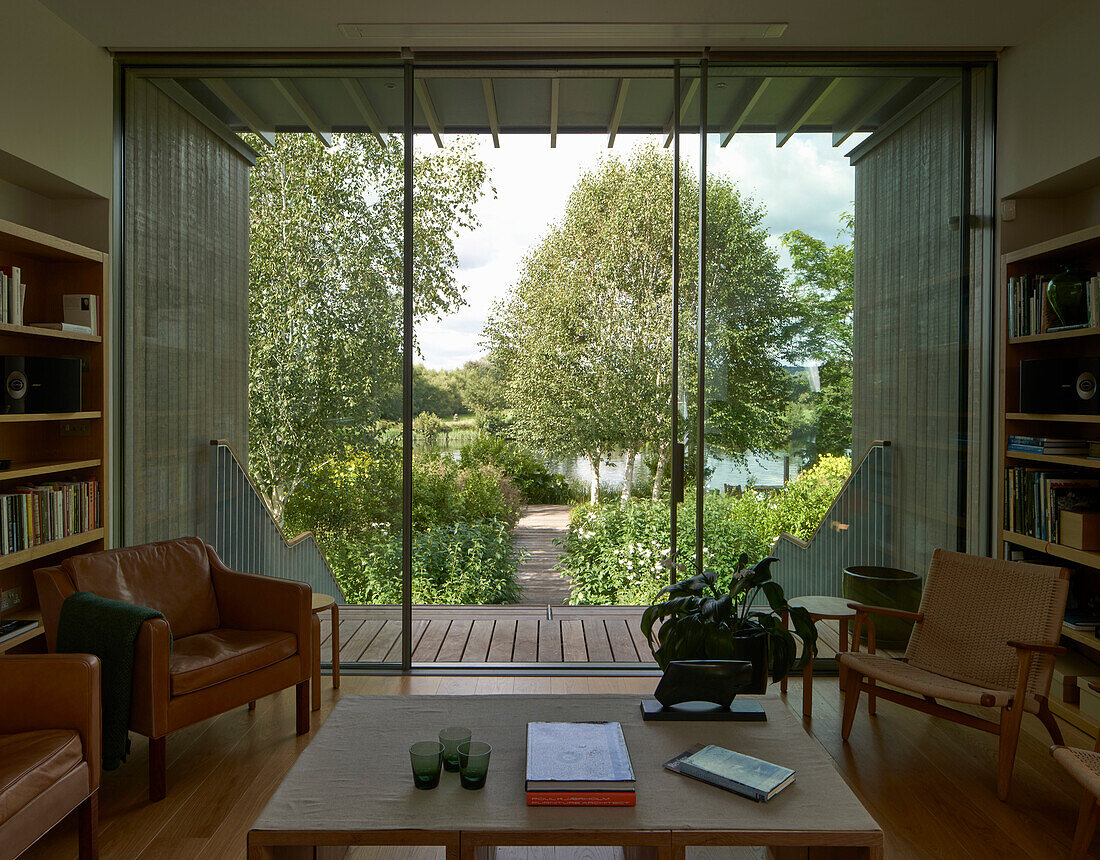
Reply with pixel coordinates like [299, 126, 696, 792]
[38, 0, 1069, 51]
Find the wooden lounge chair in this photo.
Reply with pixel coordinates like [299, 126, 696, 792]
[1051, 683, 1100, 858]
[839, 548, 1070, 801]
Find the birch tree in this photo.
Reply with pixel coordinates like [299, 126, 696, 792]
[247, 133, 489, 526]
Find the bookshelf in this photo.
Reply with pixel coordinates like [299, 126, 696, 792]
[0, 218, 108, 653]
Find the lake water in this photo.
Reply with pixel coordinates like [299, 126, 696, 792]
[550, 449, 799, 492]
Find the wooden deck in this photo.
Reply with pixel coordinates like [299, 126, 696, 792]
[321, 605, 895, 666]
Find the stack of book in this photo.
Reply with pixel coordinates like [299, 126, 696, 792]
[525, 721, 636, 806]
[1008, 273, 1100, 337]
[1063, 611, 1100, 633]
[1007, 436, 1090, 456]
[1003, 466, 1099, 541]
[0, 478, 101, 556]
[0, 265, 25, 325]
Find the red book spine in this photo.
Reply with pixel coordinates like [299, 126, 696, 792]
[525, 791, 636, 807]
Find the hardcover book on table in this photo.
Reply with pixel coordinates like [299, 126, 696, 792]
[525, 721, 636, 804]
[665, 743, 795, 802]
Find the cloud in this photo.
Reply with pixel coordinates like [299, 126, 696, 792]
[417, 132, 865, 369]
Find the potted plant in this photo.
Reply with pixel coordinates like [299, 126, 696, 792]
[641, 555, 818, 694]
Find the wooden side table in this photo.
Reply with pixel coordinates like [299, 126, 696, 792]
[311, 593, 340, 712]
[781, 595, 857, 719]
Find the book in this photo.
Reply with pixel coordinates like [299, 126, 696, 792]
[525, 791, 636, 807]
[665, 744, 795, 803]
[525, 721, 635, 792]
[29, 322, 94, 334]
[63, 294, 98, 336]
[0, 265, 23, 326]
[0, 618, 39, 646]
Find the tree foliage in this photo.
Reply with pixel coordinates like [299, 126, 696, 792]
[246, 133, 489, 524]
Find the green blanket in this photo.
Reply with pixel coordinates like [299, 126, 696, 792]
[58, 591, 169, 770]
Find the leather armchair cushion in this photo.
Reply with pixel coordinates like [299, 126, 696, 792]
[0, 730, 83, 826]
[170, 629, 297, 696]
[63, 536, 220, 638]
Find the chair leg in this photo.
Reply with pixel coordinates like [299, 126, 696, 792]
[840, 668, 862, 741]
[1071, 794, 1100, 860]
[1037, 698, 1065, 746]
[296, 680, 310, 735]
[997, 704, 1025, 801]
[331, 603, 340, 690]
[78, 790, 98, 860]
[149, 736, 167, 802]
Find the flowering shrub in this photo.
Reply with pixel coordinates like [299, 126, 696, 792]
[561, 456, 850, 605]
[338, 519, 521, 605]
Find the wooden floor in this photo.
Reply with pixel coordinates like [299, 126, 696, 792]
[26, 665, 1094, 860]
[323, 608, 894, 666]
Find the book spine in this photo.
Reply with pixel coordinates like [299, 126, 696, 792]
[678, 762, 766, 802]
[525, 791, 637, 807]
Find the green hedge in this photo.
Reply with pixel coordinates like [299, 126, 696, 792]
[561, 456, 850, 606]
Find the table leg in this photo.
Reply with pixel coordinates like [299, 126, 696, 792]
[311, 612, 321, 712]
[780, 608, 790, 696]
[839, 617, 850, 692]
[802, 643, 813, 719]
[330, 603, 340, 689]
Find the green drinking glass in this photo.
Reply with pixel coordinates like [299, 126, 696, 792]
[439, 726, 472, 772]
[458, 740, 492, 790]
[409, 741, 444, 790]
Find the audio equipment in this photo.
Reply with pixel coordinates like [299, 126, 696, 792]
[2, 356, 82, 414]
[1019, 356, 1100, 415]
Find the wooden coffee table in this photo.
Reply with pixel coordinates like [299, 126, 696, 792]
[248, 694, 882, 859]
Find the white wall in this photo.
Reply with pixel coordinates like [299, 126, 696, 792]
[0, 0, 112, 200]
[997, 0, 1100, 196]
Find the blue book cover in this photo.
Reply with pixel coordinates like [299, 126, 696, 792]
[525, 721, 635, 791]
[667, 744, 795, 802]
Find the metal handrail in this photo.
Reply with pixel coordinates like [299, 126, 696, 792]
[770, 440, 893, 599]
[209, 439, 346, 602]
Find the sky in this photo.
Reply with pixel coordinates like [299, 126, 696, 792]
[415, 130, 866, 370]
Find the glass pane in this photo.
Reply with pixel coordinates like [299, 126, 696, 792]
[244, 69, 407, 666]
[700, 65, 968, 621]
[410, 66, 678, 666]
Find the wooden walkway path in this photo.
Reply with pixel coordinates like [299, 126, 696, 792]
[319, 605, 890, 666]
[512, 503, 572, 605]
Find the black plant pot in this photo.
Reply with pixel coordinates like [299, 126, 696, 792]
[728, 627, 770, 694]
[653, 660, 755, 709]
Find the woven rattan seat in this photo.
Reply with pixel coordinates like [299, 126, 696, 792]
[839, 652, 1012, 708]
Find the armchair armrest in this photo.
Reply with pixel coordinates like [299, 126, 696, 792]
[34, 564, 76, 652]
[847, 603, 924, 623]
[846, 604, 924, 655]
[128, 616, 172, 738]
[0, 654, 102, 789]
[1007, 639, 1066, 657]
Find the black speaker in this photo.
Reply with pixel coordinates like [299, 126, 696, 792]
[2, 356, 83, 414]
[1019, 356, 1100, 414]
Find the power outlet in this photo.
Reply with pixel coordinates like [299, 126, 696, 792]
[60, 420, 91, 437]
[0, 586, 22, 612]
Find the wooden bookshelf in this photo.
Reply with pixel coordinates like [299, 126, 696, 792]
[1009, 326, 1100, 344]
[0, 217, 108, 635]
[0, 608, 44, 654]
[1005, 413, 1100, 424]
[0, 322, 101, 342]
[1002, 530, 1100, 568]
[1005, 451, 1100, 470]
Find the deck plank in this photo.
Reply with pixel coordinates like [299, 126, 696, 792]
[487, 619, 516, 662]
[537, 618, 563, 662]
[605, 618, 641, 662]
[627, 614, 653, 662]
[436, 619, 474, 662]
[341, 619, 385, 662]
[412, 619, 450, 662]
[360, 620, 401, 662]
[561, 619, 588, 662]
[384, 619, 428, 662]
[513, 618, 540, 662]
[461, 620, 495, 662]
[582, 618, 613, 662]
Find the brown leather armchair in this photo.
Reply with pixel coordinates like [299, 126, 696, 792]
[0, 653, 101, 860]
[35, 537, 313, 802]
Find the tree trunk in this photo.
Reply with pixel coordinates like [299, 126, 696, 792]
[651, 440, 671, 501]
[589, 453, 601, 505]
[267, 485, 287, 531]
[620, 448, 637, 508]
